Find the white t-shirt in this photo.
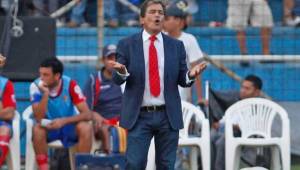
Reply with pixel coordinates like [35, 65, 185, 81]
[178, 32, 204, 67]
[178, 32, 204, 102]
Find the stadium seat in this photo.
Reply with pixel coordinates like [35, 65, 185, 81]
[23, 106, 76, 170]
[225, 98, 290, 170]
[6, 111, 21, 170]
[146, 101, 210, 170]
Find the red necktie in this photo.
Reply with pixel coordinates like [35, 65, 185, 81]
[149, 35, 161, 97]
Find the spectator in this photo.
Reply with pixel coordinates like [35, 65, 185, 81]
[67, 0, 90, 27]
[0, 0, 9, 14]
[31, 0, 70, 27]
[30, 58, 92, 170]
[163, 0, 205, 104]
[284, 0, 294, 24]
[32, 0, 59, 16]
[210, 75, 270, 170]
[226, 0, 273, 56]
[104, 0, 119, 27]
[83, 44, 123, 154]
[0, 54, 16, 168]
[285, 0, 300, 26]
[104, 0, 141, 27]
[18, 0, 38, 16]
[293, 0, 300, 26]
[0, 7, 5, 16]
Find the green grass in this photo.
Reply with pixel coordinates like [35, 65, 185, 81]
[293, 165, 300, 170]
[292, 155, 300, 170]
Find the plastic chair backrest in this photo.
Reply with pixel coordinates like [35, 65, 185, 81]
[8, 111, 20, 170]
[13, 111, 20, 125]
[22, 105, 32, 120]
[225, 98, 289, 138]
[180, 101, 206, 138]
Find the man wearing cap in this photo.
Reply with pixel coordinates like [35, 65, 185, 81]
[163, 0, 205, 104]
[108, 0, 207, 169]
[83, 44, 123, 154]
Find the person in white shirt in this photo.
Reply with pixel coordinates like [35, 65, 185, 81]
[163, 0, 205, 104]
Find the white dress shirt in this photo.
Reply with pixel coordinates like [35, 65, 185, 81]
[141, 30, 165, 106]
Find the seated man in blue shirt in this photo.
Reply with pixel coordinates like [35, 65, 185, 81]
[30, 58, 93, 170]
[84, 44, 123, 154]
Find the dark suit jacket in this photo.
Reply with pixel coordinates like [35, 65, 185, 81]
[113, 31, 193, 130]
[209, 90, 240, 123]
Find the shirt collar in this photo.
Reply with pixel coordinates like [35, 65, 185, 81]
[142, 30, 163, 42]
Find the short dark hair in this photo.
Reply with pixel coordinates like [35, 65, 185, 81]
[40, 58, 63, 77]
[244, 74, 263, 90]
[140, 0, 166, 17]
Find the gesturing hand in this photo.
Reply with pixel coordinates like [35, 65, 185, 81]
[107, 60, 127, 74]
[189, 62, 207, 79]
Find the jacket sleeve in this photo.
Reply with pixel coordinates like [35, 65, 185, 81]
[112, 39, 129, 85]
[177, 41, 193, 87]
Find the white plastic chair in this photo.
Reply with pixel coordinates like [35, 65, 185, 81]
[225, 98, 290, 170]
[5, 111, 21, 170]
[23, 106, 76, 170]
[241, 168, 268, 170]
[146, 101, 210, 170]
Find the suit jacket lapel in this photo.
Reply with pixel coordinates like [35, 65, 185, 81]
[162, 33, 170, 83]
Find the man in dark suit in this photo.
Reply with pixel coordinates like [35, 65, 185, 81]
[109, 0, 206, 169]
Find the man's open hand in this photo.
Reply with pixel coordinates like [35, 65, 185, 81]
[189, 62, 207, 79]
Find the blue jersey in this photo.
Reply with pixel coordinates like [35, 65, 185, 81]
[0, 76, 8, 101]
[84, 70, 122, 119]
[33, 76, 77, 119]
